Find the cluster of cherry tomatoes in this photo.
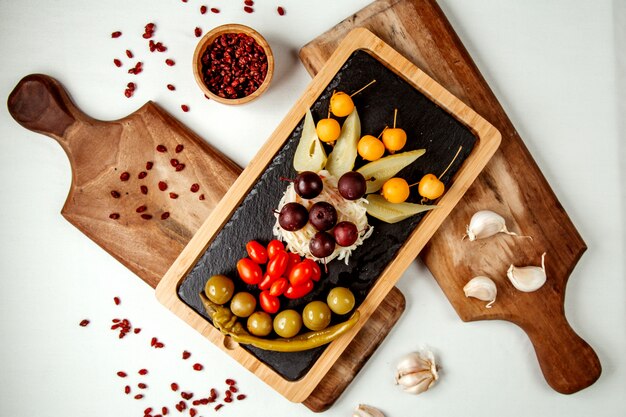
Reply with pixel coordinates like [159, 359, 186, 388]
[236, 239, 322, 314]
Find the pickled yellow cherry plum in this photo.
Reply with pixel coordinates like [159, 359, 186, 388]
[330, 92, 354, 117]
[381, 177, 410, 203]
[247, 311, 273, 337]
[357, 135, 385, 161]
[382, 128, 407, 153]
[316, 118, 341, 143]
[230, 292, 257, 318]
[204, 274, 235, 305]
[418, 173, 445, 200]
[273, 309, 303, 338]
[302, 301, 332, 331]
[327, 287, 355, 315]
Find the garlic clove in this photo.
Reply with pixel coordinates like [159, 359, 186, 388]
[507, 252, 547, 292]
[353, 404, 385, 417]
[464, 210, 519, 241]
[395, 351, 438, 395]
[463, 276, 497, 308]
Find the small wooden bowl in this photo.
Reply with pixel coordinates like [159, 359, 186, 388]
[193, 24, 274, 105]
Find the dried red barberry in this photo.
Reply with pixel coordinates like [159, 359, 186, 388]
[236, 394, 246, 400]
[136, 205, 148, 213]
[134, 394, 144, 400]
[114, 296, 121, 305]
[165, 59, 175, 66]
[175, 163, 186, 171]
[171, 382, 179, 391]
[244, 6, 253, 13]
[228, 385, 238, 393]
[182, 350, 191, 360]
[211, 7, 220, 13]
[193, 363, 203, 371]
[114, 59, 122, 67]
[120, 171, 130, 181]
[140, 185, 148, 194]
[138, 171, 147, 179]
[181, 105, 189, 112]
[146, 161, 153, 170]
[155, 342, 164, 348]
[140, 214, 153, 220]
[277, 6, 285, 15]
[162, 407, 169, 415]
[125, 49, 134, 59]
[134, 328, 142, 334]
[144, 407, 152, 415]
[124, 385, 131, 394]
[169, 193, 179, 199]
[200, 5, 207, 14]
[167, 84, 176, 91]
[138, 382, 147, 389]
[158, 181, 168, 191]
[244, 0, 254, 6]
[170, 159, 179, 167]
[224, 397, 232, 403]
[225, 379, 236, 386]
[175, 144, 184, 153]
[190, 409, 197, 417]
[124, 88, 133, 98]
[111, 190, 121, 198]
[156, 144, 167, 152]
[194, 27, 202, 38]
[138, 368, 148, 375]
[111, 31, 122, 38]
[210, 388, 217, 399]
[199, 194, 205, 200]
[109, 212, 120, 220]
[214, 404, 223, 411]
[181, 392, 193, 400]
[79, 319, 90, 327]
[161, 212, 170, 220]
[117, 371, 127, 378]
[190, 183, 200, 193]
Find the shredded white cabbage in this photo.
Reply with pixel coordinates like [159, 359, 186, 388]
[273, 170, 373, 264]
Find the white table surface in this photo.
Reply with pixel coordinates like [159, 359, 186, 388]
[1, 1, 624, 416]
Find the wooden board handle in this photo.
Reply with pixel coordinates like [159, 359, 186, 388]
[520, 308, 601, 394]
[7, 74, 82, 142]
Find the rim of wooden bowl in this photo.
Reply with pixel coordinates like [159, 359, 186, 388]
[192, 24, 274, 105]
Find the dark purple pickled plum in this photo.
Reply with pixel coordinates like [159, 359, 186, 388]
[333, 221, 359, 247]
[295, 171, 323, 199]
[278, 202, 309, 231]
[309, 231, 336, 258]
[309, 201, 337, 231]
[338, 171, 367, 200]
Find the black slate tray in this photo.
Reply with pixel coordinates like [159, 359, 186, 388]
[178, 50, 476, 381]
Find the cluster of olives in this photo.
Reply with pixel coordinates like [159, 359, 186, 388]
[278, 171, 368, 259]
[205, 273, 355, 338]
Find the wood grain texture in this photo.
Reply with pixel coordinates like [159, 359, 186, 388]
[156, 28, 499, 403]
[7, 74, 241, 288]
[299, 0, 600, 394]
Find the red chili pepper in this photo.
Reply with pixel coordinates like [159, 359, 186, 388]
[269, 277, 288, 297]
[258, 273, 278, 291]
[259, 291, 280, 314]
[266, 251, 289, 278]
[246, 240, 268, 264]
[284, 252, 301, 277]
[284, 280, 314, 299]
[302, 259, 322, 282]
[288, 262, 313, 287]
[236, 258, 262, 285]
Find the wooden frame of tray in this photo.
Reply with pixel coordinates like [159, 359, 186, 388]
[156, 27, 501, 402]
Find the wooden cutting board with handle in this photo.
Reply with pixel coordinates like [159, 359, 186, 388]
[299, 0, 601, 396]
[7, 73, 405, 412]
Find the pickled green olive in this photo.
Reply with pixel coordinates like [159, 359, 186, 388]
[273, 310, 303, 338]
[247, 311, 273, 337]
[204, 274, 235, 305]
[327, 287, 355, 315]
[302, 301, 332, 331]
[230, 292, 257, 318]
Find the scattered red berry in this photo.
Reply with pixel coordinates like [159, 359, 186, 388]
[134, 394, 144, 400]
[109, 213, 120, 220]
[175, 164, 186, 171]
[120, 172, 130, 181]
[136, 205, 148, 213]
[277, 6, 285, 15]
[140, 185, 148, 194]
[113, 59, 122, 67]
[146, 161, 154, 170]
[117, 371, 127, 378]
[244, 6, 253, 13]
[193, 363, 203, 371]
[171, 382, 179, 391]
[138, 171, 147, 179]
[181, 104, 189, 112]
[140, 214, 153, 220]
[158, 181, 168, 191]
[225, 379, 236, 386]
[138, 368, 148, 375]
[111, 190, 121, 198]
[156, 144, 167, 152]
[199, 194, 205, 200]
[161, 212, 170, 220]
[236, 394, 246, 400]
[166, 59, 175, 66]
[111, 31, 122, 38]
[190, 183, 200, 193]
[114, 297, 121, 305]
[182, 350, 191, 360]
[200, 5, 207, 14]
[169, 193, 179, 199]
[194, 27, 202, 38]
[211, 7, 220, 13]
[167, 84, 176, 91]
[124, 385, 131, 394]
[175, 144, 184, 153]
[79, 319, 90, 327]
[138, 382, 147, 389]
[170, 159, 179, 167]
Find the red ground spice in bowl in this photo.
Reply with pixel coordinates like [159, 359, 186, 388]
[193, 24, 274, 105]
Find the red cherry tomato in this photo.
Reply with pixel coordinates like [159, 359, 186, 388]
[269, 277, 289, 297]
[284, 280, 314, 299]
[267, 240, 285, 260]
[259, 290, 280, 314]
[246, 240, 268, 264]
[236, 258, 262, 285]
[302, 259, 322, 282]
[284, 252, 301, 277]
[266, 250, 289, 278]
[258, 273, 278, 291]
[289, 262, 313, 287]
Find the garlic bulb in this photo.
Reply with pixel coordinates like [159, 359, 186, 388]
[464, 210, 519, 241]
[507, 252, 547, 292]
[353, 404, 385, 417]
[463, 276, 497, 308]
[395, 350, 438, 395]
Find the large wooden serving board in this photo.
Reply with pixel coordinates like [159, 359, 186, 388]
[300, 0, 601, 395]
[156, 28, 499, 403]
